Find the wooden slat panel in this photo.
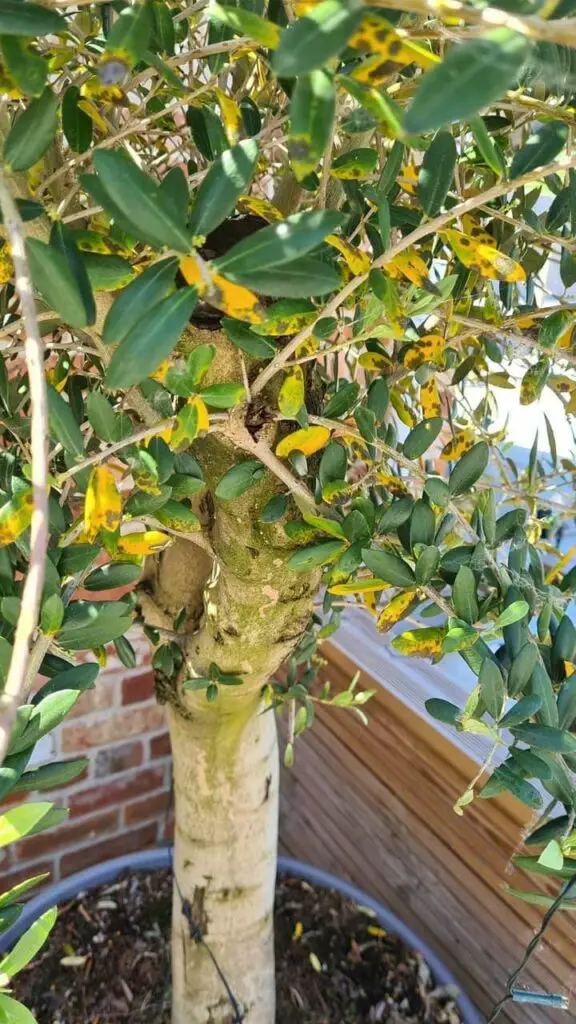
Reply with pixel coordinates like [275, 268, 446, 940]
[278, 644, 576, 1022]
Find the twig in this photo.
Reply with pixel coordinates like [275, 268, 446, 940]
[214, 418, 317, 510]
[251, 154, 576, 397]
[0, 170, 49, 765]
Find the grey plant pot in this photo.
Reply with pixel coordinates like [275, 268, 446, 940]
[0, 848, 483, 1024]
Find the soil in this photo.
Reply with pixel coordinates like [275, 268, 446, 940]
[13, 869, 463, 1024]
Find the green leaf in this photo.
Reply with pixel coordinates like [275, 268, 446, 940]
[105, 0, 151, 66]
[0, 874, 49, 911]
[46, 386, 84, 457]
[215, 209, 343, 280]
[470, 116, 506, 176]
[4, 86, 59, 172]
[189, 139, 259, 239]
[82, 253, 134, 293]
[557, 676, 576, 730]
[32, 663, 99, 704]
[479, 657, 505, 720]
[448, 441, 489, 495]
[495, 600, 529, 628]
[425, 697, 460, 725]
[287, 539, 347, 571]
[483, 766, 542, 810]
[215, 460, 266, 499]
[92, 150, 192, 252]
[86, 392, 120, 443]
[210, 3, 281, 47]
[0, 994, 38, 1024]
[289, 70, 335, 181]
[9, 690, 80, 755]
[273, 0, 364, 77]
[499, 694, 542, 728]
[511, 121, 568, 177]
[13, 758, 87, 794]
[0, 907, 57, 977]
[0, 35, 47, 97]
[508, 642, 538, 698]
[504, 885, 576, 910]
[362, 547, 415, 587]
[50, 222, 96, 327]
[0, 802, 56, 848]
[221, 318, 276, 359]
[403, 417, 443, 460]
[250, 259, 340, 297]
[331, 147, 378, 180]
[261, 494, 287, 523]
[0, 1, 65, 36]
[198, 383, 244, 408]
[530, 662, 558, 728]
[452, 565, 479, 624]
[40, 593, 64, 634]
[379, 497, 414, 532]
[538, 838, 564, 871]
[187, 106, 227, 161]
[404, 30, 530, 134]
[102, 257, 178, 345]
[83, 562, 142, 591]
[511, 724, 576, 753]
[415, 545, 440, 585]
[61, 85, 92, 153]
[59, 601, 133, 650]
[417, 132, 457, 216]
[513, 855, 576, 880]
[424, 476, 450, 508]
[323, 381, 360, 419]
[106, 287, 198, 389]
[0, 750, 31, 802]
[26, 238, 89, 330]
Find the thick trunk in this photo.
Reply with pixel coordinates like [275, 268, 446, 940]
[169, 701, 278, 1024]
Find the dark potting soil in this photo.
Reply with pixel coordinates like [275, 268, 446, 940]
[12, 870, 463, 1024]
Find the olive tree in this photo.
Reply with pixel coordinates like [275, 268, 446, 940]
[1, 1, 576, 1021]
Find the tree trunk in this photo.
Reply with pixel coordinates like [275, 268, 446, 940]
[169, 700, 278, 1024]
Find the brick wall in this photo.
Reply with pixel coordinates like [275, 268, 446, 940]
[3, 630, 174, 890]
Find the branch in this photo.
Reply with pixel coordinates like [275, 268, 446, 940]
[0, 170, 49, 765]
[251, 154, 576, 396]
[214, 418, 317, 511]
[372, 0, 576, 48]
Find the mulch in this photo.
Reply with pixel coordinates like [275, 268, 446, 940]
[12, 869, 463, 1023]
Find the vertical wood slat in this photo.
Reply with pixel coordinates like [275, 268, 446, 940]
[279, 643, 576, 1023]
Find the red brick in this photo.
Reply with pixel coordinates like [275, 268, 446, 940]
[122, 669, 155, 705]
[68, 681, 116, 719]
[17, 809, 119, 862]
[124, 790, 170, 826]
[0, 862, 53, 893]
[60, 822, 158, 876]
[94, 740, 143, 778]
[61, 705, 166, 752]
[69, 767, 165, 817]
[150, 732, 171, 759]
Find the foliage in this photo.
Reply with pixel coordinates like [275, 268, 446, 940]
[1, 0, 576, 1017]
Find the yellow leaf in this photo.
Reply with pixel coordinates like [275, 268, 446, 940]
[377, 589, 418, 632]
[323, 480, 354, 503]
[390, 387, 415, 427]
[84, 466, 122, 540]
[279, 368, 305, 418]
[363, 590, 378, 617]
[440, 429, 475, 460]
[376, 473, 409, 496]
[179, 253, 210, 295]
[77, 95, 118, 130]
[383, 246, 430, 288]
[460, 215, 495, 247]
[0, 488, 33, 548]
[254, 308, 316, 336]
[349, 13, 439, 71]
[117, 530, 172, 556]
[292, 921, 304, 941]
[391, 626, 447, 657]
[148, 360, 172, 383]
[326, 234, 371, 275]
[276, 426, 330, 458]
[329, 577, 390, 595]
[404, 334, 445, 370]
[358, 352, 393, 371]
[420, 379, 442, 418]
[0, 246, 13, 285]
[548, 375, 575, 396]
[398, 163, 418, 194]
[441, 229, 526, 283]
[210, 272, 265, 323]
[171, 396, 210, 447]
[237, 194, 283, 223]
[215, 88, 242, 144]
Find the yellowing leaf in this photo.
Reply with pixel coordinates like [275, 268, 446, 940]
[377, 589, 418, 632]
[440, 428, 475, 460]
[117, 530, 172, 556]
[149, 360, 172, 383]
[179, 253, 210, 294]
[210, 272, 265, 323]
[391, 626, 447, 657]
[364, 590, 378, 617]
[84, 467, 122, 540]
[279, 368, 305, 418]
[404, 333, 445, 370]
[460, 215, 494, 247]
[326, 234, 370, 274]
[238, 194, 283, 223]
[276, 426, 330, 458]
[215, 88, 242, 144]
[441, 229, 526, 283]
[398, 163, 418, 194]
[376, 473, 409, 496]
[358, 351, 393, 371]
[349, 13, 439, 72]
[390, 387, 415, 427]
[420, 379, 442, 418]
[384, 246, 430, 288]
[329, 577, 390, 595]
[0, 487, 33, 548]
[171, 396, 210, 447]
[0, 246, 14, 285]
[254, 308, 316, 337]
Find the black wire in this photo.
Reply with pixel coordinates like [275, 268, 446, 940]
[486, 874, 576, 1023]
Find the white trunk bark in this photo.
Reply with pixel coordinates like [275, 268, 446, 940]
[169, 702, 279, 1024]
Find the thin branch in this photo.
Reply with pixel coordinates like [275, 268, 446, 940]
[0, 170, 49, 765]
[214, 418, 317, 510]
[251, 153, 576, 396]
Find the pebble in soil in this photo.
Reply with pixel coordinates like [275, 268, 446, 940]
[12, 870, 463, 1023]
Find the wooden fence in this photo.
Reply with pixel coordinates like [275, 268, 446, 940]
[279, 643, 576, 1023]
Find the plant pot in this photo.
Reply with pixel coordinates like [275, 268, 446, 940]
[0, 848, 482, 1024]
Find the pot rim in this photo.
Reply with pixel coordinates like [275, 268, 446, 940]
[0, 847, 483, 1024]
